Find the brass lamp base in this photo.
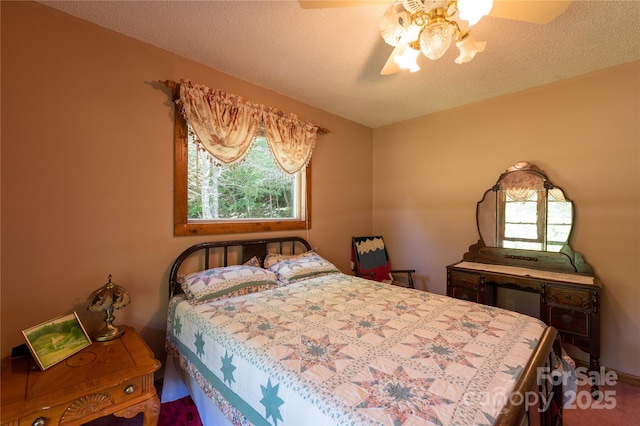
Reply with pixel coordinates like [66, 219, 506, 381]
[87, 275, 131, 342]
[93, 323, 126, 342]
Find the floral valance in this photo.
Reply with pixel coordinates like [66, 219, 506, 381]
[177, 79, 321, 174]
[500, 170, 545, 202]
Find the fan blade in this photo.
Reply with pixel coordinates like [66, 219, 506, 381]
[489, 0, 572, 24]
[298, 0, 390, 9]
[380, 45, 402, 75]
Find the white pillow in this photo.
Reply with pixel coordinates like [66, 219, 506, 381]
[268, 253, 340, 284]
[180, 265, 277, 304]
[263, 249, 316, 269]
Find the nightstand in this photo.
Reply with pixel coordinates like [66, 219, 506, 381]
[1, 326, 161, 426]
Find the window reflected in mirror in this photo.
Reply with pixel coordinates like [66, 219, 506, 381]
[546, 189, 572, 251]
[499, 189, 571, 252]
[477, 162, 574, 253]
[502, 190, 543, 250]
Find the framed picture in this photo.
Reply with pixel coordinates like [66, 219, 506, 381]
[22, 312, 92, 370]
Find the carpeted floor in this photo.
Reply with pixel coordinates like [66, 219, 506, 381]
[83, 382, 202, 426]
[563, 379, 640, 425]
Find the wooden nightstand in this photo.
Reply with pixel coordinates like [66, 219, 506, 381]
[1, 326, 161, 426]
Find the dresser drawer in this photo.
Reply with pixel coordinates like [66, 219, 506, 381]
[548, 286, 591, 309]
[449, 270, 482, 289]
[549, 306, 589, 337]
[451, 286, 481, 302]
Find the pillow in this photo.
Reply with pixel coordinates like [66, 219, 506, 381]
[268, 253, 340, 284]
[243, 256, 262, 268]
[264, 249, 316, 269]
[180, 265, 278, 304]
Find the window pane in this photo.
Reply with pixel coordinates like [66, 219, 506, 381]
[504, 223, 538, 239]
[548, 200, 572, 224]
[503, 240, 543, 250]
[505, 201, 538, 223]
[546, 243, 564, 253]
[547, 224, 571, 243]
[187, 134, 303, 221]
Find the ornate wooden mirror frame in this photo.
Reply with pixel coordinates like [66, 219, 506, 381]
[465, 162, 594, 274]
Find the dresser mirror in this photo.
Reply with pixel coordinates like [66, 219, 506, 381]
[477, 161, 573, 252]
[465, 161, 593, 274]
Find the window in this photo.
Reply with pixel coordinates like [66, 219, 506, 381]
[174, 111, 311, 236]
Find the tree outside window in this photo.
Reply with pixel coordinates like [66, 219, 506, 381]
[187, 134, 302, 221]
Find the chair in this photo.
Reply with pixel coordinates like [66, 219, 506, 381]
[351, 236, 415, 288]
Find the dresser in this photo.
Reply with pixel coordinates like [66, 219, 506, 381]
[448, 162, 604, 397]
[447, 261, 601, 379]
[1, 326, 161, 426]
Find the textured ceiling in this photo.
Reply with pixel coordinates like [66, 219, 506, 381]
[40, 1, 640, 128]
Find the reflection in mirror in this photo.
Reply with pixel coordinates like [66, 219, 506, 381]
[477, 162, 573, 252]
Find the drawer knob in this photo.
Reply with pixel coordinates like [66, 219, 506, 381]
[124, 384, 136, 394]
[561, 314, 574, 324]
[32, 417, 47, 426]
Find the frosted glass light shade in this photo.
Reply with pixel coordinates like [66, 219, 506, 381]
[379, 5, 411, 46]
[419, 22, 455, 60]
[458, 0, 494, 26]
[455, 33, 487, 64]
[394, 44, 421, 72]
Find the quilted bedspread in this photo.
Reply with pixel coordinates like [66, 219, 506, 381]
[166, 273, 547, 426]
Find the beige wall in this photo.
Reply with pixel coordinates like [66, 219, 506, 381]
[0, 2, 373, 362]
[2, 1, 638, 380]
[373, 62, 640, 377]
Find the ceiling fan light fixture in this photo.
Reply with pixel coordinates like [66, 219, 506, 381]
[419, 21, 456, 60]
[373, 0, 573, 74]
[457, 0, 494, 26]
[379, 0, 505, 73]
[394, 43, 421, 72]
[379, 5, 411, 46]
[455, 31, 486, 64]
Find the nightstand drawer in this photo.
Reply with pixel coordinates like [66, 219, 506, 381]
[549, 306, 589, 336]
[548, 286, 591, 309]
[449, 270, 482, 289]
[17, 375, 150, 425]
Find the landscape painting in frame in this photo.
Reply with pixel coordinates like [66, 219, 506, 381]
[22, 312, 92, 370]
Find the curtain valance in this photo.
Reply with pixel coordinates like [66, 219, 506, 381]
[177, 79, 321, 174]
[501, 171, 545, 202]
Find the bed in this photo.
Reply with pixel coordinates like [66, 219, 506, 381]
[161, 237, 568, 426]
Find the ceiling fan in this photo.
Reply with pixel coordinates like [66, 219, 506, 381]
[299, 0, 572, 75]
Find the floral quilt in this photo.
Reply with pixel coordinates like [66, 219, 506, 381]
[166, 273, 546, 426]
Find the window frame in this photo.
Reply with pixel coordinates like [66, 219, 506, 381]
[173, 102, 312, 236]
[497, 189, 546, 250]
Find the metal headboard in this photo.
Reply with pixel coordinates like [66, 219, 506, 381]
[168, 236, 312, 299]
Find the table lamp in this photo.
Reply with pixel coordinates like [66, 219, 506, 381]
[87, 274, 131, 341]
